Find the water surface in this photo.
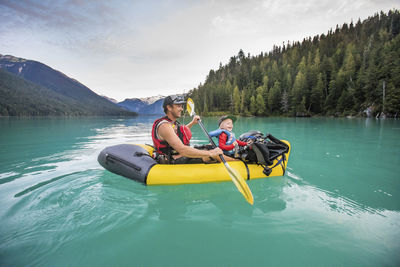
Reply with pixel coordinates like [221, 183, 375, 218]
[0, 116, 399, 266]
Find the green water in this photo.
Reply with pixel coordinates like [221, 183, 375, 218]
[0, 116, 399, 266]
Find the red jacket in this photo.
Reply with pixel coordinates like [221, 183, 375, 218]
[218, 132, 247, 151]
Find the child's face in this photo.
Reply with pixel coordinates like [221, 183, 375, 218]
[220, 119, 233, 131]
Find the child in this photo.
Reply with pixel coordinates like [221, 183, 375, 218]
[209, 115, 248, 157]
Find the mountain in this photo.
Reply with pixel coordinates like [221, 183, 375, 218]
[0, 68, 92, 116]
[141, 98, 164, 114]
[0, 55, 136, 116]
[118, 98, 148, 113]
[140, 95, 165, 105]
[189, 10, 400, 117]
[101, 95, 118, 103]
[117, 95, 165, 114]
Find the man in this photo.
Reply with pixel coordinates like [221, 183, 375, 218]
[152, 95, 222, 163]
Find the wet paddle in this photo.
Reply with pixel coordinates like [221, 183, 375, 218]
[186, 98, 254, 205]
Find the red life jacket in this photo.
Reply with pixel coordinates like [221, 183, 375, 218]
[151, 116, 190, 159]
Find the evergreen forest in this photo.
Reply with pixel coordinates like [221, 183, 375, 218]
[189, 10, 400, 117]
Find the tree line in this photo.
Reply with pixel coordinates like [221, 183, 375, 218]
[189, 10, 400, 117]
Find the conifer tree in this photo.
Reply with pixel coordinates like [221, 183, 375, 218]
[256, 87, 266, 115]
[203, 95, 208, 115]
[291, 71, 307, 110]
[268, 81, 282, 113]
[240, 90, 246, 114]
[325, 79, 338, 113]
[250, 95, 257, 115]
[233, 86, 241, 114]
[281, 90, 289, 113]
[310, 73, 324, 113]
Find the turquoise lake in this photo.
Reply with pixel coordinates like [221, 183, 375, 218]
[0, 116, 399, 266]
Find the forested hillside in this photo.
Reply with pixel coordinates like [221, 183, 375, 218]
[189, 10, 400, 117]
[0, 68, 136, 116]
[0, 55, 136, 116]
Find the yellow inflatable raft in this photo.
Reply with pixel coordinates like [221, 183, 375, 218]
[98, 141, 291, 186]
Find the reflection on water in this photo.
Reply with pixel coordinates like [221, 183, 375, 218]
[283, 172, 400, 262]
[0, 117, 399, 266]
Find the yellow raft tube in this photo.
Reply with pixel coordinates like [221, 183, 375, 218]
[98, 141, 291, 186]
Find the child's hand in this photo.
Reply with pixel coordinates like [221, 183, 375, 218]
[233, 141, 238, 146]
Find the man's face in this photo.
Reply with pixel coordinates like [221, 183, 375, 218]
[168, 104, 184, 118]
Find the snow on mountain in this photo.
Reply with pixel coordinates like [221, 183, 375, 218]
[101, 95, 118, 103]
[138, 95, 165, 105]
[117, 95, 170, 114]
[117, 94, 187, 114]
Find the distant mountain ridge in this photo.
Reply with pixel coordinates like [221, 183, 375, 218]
[117, 96, 165, 114]
[101, 95, 118, 103]
[0, 54, 136, 116]
[138, 95, 165, 105]
[115, 94, 191, 114]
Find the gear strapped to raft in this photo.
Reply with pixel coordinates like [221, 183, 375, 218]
[236, 131, 289, 176]
[194, 130, 289, 176]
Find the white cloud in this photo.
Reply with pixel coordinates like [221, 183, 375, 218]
[1, 0, 399, 101]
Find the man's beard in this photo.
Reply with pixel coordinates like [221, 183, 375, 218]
[171, 110, 181, 119]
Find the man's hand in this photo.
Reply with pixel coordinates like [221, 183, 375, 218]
[208, 147, 223, 157]
[187, 115, 200, 128]
[191, 115, 200, 124]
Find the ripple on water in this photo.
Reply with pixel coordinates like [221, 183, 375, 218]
[1, 169, 156, 265]
[1, 117, 400, 266]
[280, 172, 400, 259]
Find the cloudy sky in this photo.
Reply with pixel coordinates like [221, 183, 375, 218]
[0, 0, 398, 101]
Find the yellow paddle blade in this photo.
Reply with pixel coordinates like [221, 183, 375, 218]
[224, 162, 254, 205]
[186, 96, 254, 204]
[186, 98, 195, 116]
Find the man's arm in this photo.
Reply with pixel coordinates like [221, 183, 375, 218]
[158, 123, 222, 158]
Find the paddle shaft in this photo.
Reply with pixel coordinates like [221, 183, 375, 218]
[195, 115, 227, 164]
[187, 98, 253, 204]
